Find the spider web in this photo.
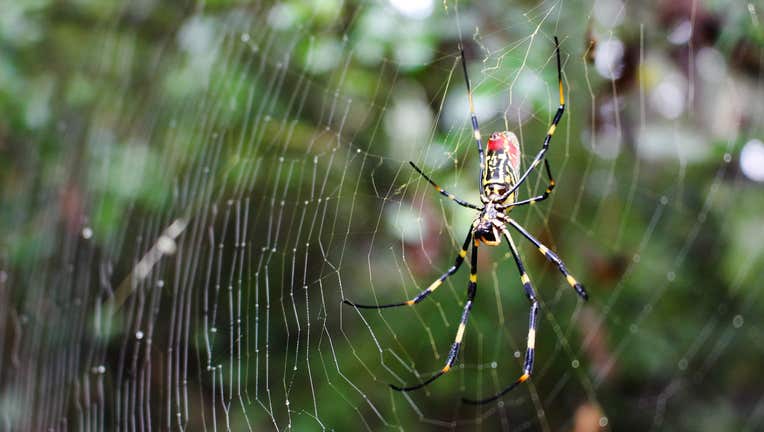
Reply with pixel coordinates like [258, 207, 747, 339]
[2, 0, 764, 430]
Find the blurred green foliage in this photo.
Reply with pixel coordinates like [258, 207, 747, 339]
[1, 0, 763, 431]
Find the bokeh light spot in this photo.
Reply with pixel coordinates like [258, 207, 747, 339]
[389, 0, 433, 20]
[740, 139, 764, 182]
[595, 39, 625, 80]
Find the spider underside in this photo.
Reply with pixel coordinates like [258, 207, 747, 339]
[344, 36, 589, 405]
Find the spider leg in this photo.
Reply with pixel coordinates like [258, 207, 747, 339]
[496, 36, 565, 203]
[343, 231, 472, 309]
[462, 229, 537, 404]
[507, 218, 588, 300]
[459, 45, 486, 191]
[409, 162, 482, 210]
[502, 160, 555, 208]
[391, 238, 479, 391]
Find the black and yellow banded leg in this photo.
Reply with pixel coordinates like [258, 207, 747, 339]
[391, 240, 479, 392]
[507, 219, 588, 301]
[496, 36, 566, 203]
[462, 232, 538, 405]
[505, 160, 556, 207]
[409, 162, 481, 210]
[343, 232, 472, 310]
[459, 46, 486, 187]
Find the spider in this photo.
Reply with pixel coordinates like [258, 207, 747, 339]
[343, 37, 588, 405]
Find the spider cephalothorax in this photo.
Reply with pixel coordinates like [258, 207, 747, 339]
[474, 203, 502, 246]
[344, 37, 589, 405]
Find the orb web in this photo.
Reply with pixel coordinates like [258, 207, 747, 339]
[1, 1, 763, 431]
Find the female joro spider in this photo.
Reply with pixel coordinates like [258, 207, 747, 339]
[343, 37, 588, 405]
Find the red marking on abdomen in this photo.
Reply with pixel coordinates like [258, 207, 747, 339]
[488, 131, 521, 172]
[487, 137, 504, 151]
[507, 139, 519, 167]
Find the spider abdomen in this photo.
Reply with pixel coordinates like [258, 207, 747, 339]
[483, 131, 521, 201]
